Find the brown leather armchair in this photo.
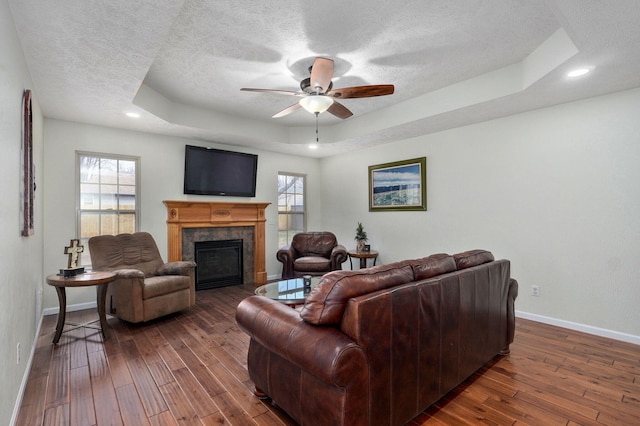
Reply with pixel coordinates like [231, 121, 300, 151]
[88, 232, 196, 323]
[276, 231, 347, 279]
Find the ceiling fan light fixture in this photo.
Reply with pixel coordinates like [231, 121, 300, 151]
[299, 95, 334, 114]
[242, 57, 392, 119]
[567, 68, 591, 78]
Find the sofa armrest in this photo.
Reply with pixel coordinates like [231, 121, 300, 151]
[330, 244, 348, 269]
[156, 261, 196, 276]
[276, 245, 296, 279]
[236, 296, 366, 387]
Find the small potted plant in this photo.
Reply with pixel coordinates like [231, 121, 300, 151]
[355, 222, 368, 252]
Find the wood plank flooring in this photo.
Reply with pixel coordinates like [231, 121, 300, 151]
[16, 284, 640, 425]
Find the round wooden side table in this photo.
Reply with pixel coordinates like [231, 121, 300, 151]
[46, 271, 116, 344]
[348, 250, 379, 269]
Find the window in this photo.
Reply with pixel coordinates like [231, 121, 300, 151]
[278, 173, 306, 248]
[77, 152, 139, 266]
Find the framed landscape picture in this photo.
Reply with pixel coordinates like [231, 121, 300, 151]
[369, 157, 427, 212]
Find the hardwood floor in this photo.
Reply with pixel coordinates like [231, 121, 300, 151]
[16, 284, 640, 425]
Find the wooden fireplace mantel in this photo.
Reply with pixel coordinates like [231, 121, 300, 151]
[163, 200, 270, 285]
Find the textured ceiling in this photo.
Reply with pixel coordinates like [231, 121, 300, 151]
[8, 0, 640, 157]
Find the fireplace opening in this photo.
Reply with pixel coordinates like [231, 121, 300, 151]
[194, 239, 243, 290]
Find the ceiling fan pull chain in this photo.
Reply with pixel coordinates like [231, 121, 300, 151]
[315, 112, 320, 143]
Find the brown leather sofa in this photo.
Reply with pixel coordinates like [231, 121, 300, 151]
[89, 232, 196, 323]
[276, 231, 348, 279]
[237, 249, 518, 425]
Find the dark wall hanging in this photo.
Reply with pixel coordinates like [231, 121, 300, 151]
[21, 89, 35, 236]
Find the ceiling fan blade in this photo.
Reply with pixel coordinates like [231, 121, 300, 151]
[327, 101, 353, 119]
[241, 88, 305, 96]
[272, 102, 302, 118]
[310, 57, 334, 94]
[327, 84, 394, 99]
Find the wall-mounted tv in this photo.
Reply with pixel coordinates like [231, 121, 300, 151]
[183, 145, 258, 197]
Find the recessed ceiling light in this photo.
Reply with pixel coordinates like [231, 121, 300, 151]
[126, 112, 140, 118]
[567, 68, 591, 78]
[308, 143, 319, 150]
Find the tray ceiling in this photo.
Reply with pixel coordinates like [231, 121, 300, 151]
[9, 0, 640, 157]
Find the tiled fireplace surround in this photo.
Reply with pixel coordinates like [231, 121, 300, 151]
[163, 201, 270, 285]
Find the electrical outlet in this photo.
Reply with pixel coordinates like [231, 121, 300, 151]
[16, 342, 20, 365]
[531, 285, 540, 297]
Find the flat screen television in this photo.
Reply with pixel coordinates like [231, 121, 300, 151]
[183, 145, 258, 197]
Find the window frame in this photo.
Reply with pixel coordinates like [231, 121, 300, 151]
[277, 172, 307, 248]
[76, 151, 140, 265]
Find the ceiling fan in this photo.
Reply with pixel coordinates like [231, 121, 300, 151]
[241, 57, 394, 119]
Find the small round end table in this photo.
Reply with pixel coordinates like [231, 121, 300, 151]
[347, 250, 379, 269]
[46, 271, 116, 344]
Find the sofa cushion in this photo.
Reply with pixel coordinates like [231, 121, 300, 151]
[294, 256, 332, 272]
[408, 253, 457, 280]
[300, 262, 414, 325]
[453, 249, 495, 270]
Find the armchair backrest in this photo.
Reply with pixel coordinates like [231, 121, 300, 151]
[291, 232, 338, 258]
[89, 232, 164, 276]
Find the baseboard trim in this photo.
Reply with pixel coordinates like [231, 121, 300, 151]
[516, 310, 640, 345]
[11, 313, 44, 426]
[40, 306, 640, 345]
[13, 300, 99, 425]
[42, 300, 97, 317]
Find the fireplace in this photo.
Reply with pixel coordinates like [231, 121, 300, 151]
[163, 201, 270, 285]
[194, 239, 243, 290]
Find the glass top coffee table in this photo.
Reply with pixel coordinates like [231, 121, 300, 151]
[255, 276, 322, 307]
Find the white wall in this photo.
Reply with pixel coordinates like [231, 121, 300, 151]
[42, 119, 322, 309]
[43, 88, 640, 340]
[1, 0, 44, 423]
[321, 88, 640, 338]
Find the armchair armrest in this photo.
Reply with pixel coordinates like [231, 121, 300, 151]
[236, 296, 366, 387]
[101, 268, 146, 322]
[506, 278, 518, 345]
[113, 268, 145, 279]
[156, 261, 196, 276]
[330, 244, 348, 270]
[276, 244, 296, 279]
